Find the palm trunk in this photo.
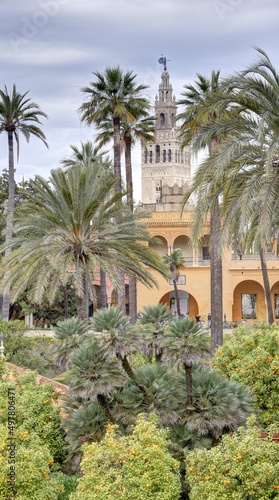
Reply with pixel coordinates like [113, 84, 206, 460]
[210, 200, 223, 351]
[100, 267, 107, 309]
[97, 394, 114, 422]
[173, 279, 181, 317]
[129, 277, 137, 324]
[2, 131, 15, 321]
[113, 116, 126, 311]
[124, 135, 137, 323]
[63, 285, 69, 319]
[259, 247, 274, 324]
[75, 293, 88, 323]
[120, 354, 153, 403]
[184, 362, 193, 408]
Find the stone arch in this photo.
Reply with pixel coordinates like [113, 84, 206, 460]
[159, 290, 198, 318]
[173, 235, 192, 265]
[270, 281, 279, 321]
[198, 234, 210, 261]
[232, 280, 265, 323]
[149, 236, 168, 257]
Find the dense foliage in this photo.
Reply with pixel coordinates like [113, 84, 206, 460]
[186, 416, 279, 499]
[0, 364, 72, 498]
[213, 325, 279, 426]
[70, 413, 182, 500]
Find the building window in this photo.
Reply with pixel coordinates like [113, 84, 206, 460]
[155, 145, 160, 163]
[168, 149, 171, 162]
[160, 113, 165, 126]
[275, 294, 279, 318]
[144, 148, 148, 163]
[163, 149, 166, 162]
[149, 150, 153, 163]
[202, 246, 210, 260]
[241, 294, 257, 319]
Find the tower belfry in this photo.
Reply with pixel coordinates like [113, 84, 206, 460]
[141, 62, 191, 207]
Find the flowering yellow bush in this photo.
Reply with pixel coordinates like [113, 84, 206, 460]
[186, 416, 279, 499]
[70, 413, 181, 499]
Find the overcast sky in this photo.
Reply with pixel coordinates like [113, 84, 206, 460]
[1, 0, 279, 201]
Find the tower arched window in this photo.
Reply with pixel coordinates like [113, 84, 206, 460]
[163, 149, 166, 162]
[168, 149, 171, 162]
[155, 145, 160, 163]
[144, 148, 148, 164]
[149, 150, 153, 163]
[160, 113, 165, 126]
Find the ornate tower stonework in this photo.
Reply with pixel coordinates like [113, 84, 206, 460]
[141, 68, 191, 207]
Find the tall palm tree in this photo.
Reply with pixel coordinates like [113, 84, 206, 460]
[186, 49, 279, 325]
[162, 317, 211, 408]
[178, 71, 225, 350]
[96, 114, 155, 322]
[0, 163, 168, 322]
[78, 67, 150, 312]
[78, 66, 149, 195]
[0, 84, 48, 320]
[163, 250, 186, 318]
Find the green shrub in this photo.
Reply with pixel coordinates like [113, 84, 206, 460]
[186, 416, 279, 500]
[213, 325, 279, 425]
[70, 413, 182, 500]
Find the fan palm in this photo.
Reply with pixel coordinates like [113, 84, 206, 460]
[0, 84, 48, 320]
[89, 307, 152, 403]
[178, 71, 225, 349]
[163, 250, 186, 318]
[162, 318, 211, 408]
[62, 399, 107, 470]
[0, 163, 167, 322]
[68, 337, 125, 422]
[138, 303, 171, 362]
[52, 316, 89, 371]
[113, 363, 183, 426]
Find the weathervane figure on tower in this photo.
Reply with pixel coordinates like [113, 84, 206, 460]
[158, 54, 170, 71]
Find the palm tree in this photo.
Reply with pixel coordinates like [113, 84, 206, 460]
[0, 163, 168, 322]
[162, 317, 211, 408]
[89, 307, 152, 403]
[187, 49, 279, 325]
[178, 71, 225, 350]
[68, 337, 125, 422]
[60, 140, 109, 171]
[52, 316, 89, 371]
[163, 250, 186, 318]
[138, 303, 171, 362]
[61, 140, 112, 310]
[78, 66, 149, 195]
[0, 84, 48, 320]
[96, 114, 155, 322]
[78, 67, 150, 312]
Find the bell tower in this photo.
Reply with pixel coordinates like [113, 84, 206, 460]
[141, 60, 191, 206]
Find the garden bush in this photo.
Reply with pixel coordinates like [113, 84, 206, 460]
[186, 416, 279, 499]
[213, 325, 279, 426]
[70, 413, 182, 499]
